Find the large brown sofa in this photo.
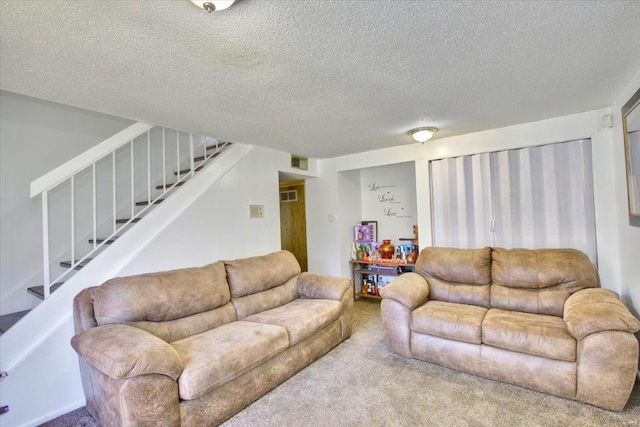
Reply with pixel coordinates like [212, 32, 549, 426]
[71, 250, 352, 426]
[380, 246, 640, 411]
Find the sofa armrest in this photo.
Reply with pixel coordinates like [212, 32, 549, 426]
[564, 288, 640, 340]
[379, 272, 430, 310]
[297, 272, 351, 301]
[71, 324, 183, 380]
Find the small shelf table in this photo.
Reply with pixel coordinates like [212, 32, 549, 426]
[350, 260, 415, 301]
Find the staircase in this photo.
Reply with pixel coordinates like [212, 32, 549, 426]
[0, 123, 233, 335]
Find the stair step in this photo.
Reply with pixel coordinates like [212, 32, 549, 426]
[89, 237, 118, 244]
[0, 310, 31, 334]
[206, 142, 230, 151]
[174, 165, 205, 176]
[60, 259, 93, 270]
[116, 217, 142, 224]
[156, 181, 185, 190]
[135, 199, 164, 206]
[193, 151, 221, 162]
[27, 282, 64, 300]
[173, 146, 227, 176]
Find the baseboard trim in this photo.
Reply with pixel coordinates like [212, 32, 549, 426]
[16, 399, 85, 427]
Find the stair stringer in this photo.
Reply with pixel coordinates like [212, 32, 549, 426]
[0, 143, 253, 372]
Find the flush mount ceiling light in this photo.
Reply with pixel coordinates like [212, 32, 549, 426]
[190, 0, 236, 13]
[409, 127, 438, 143]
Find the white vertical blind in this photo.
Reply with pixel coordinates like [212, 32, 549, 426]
[430, 139, 597, 263]
[430, 153, 493, 249]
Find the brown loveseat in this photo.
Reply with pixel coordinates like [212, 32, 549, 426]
[380, 247, 640, 411]
[71, 250, 352, 426]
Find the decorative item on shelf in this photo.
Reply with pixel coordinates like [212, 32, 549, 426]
[353, 242, 372, 260]
[361, 220, 378, 241]
[379, 239, 395, 259]
[354, 224, 374, 243]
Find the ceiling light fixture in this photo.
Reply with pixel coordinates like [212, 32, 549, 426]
[409, 127, 438, 143]
[190, 0, 236, 13]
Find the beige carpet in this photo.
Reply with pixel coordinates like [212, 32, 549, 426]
[44, 300, 640, 426]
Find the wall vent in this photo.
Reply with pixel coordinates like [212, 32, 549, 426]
[291, 155, 308, 171]
[280, 190, 298, 202]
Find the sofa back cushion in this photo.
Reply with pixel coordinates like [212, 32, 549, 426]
[93, 261, 236, 342]
[415, 247, 492, 307]
[225, 250, 301, 319]
[491, 247, 599, 317]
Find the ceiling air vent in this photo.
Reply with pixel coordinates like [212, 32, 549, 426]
[291, 155, 308, 171]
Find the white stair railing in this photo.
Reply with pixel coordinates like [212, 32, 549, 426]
[30, 122, 231, 298]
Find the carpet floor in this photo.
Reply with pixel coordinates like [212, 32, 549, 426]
[43, 300, 640, 426]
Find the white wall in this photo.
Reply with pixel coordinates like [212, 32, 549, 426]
[0, 92, 133, 315]
[360, 162, 417, 246]
[610, 67, 640, 321]
[307, 108, 628, 308]
[338, 170, 362, 278]
[117, 146, 287, 276]
[306, 160, 342, 276]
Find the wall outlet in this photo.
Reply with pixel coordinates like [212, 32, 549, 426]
[249, 204, 264, 218]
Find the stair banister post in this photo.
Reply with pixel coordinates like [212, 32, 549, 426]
[92, 163, 97, 251]
[162, 128, 166, 190]
[176, 131, 180, 182]
[71, 176, 75, 265]
[190, 134, 195, 176]
[130, 140, 135, 219]
[147, 130, 151, 204]
[42, 190, 50, 299]
[112, 151, 116, 234]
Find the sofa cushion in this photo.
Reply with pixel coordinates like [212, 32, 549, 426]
[491, 248, 599, 317]
[225, 250, 301, 298]
[244, 299, 342, 345]
[415, 247, 492, 307]
[94, 261, 230, 324]
[231, 276, 299, 320]
[122, 303, 237, 343]
[482, 308, 576, 362]
[171, 321, 289, 400]
[410, 301, 488, 344]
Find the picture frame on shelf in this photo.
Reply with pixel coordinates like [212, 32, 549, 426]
[361, 220, 378, 242]
[354, 224, 373, 243]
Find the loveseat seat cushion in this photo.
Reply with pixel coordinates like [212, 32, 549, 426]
[491, 248, 599, 317]
[410, 301, 487, 344]
[482, 309, 576, 362]
[244, 298, 342, 345]
[171, 321, 289, 400]
[415, 247, 492, 307]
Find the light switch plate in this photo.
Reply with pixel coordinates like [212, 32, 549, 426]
[249, 204, 264, 218]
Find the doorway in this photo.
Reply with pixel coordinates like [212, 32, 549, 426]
[279, 179, 308, 272]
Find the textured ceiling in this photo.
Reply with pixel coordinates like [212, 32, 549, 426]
[2, 0, 640, 158]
